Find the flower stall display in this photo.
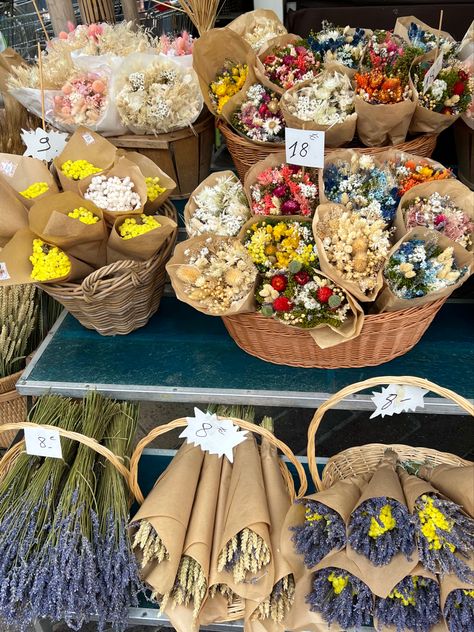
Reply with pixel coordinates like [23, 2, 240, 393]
[307, 21, 369, 75]
[115, 53, 203, 135]
[227, 81, 285, 144]
[394, 16, 458, 58]
[354, 30, 421, 146]
[280, 70, 357, 147]
[0, 153, 59, 209]
[184, 171, 250, 237]
[228, 9, 287, 51]
[409, 52, 473, 134]
[255, 34, 321, 94]
[166, 235, 258, 316]
[244, 153, 319, 217]
[107, 213, 177, 264]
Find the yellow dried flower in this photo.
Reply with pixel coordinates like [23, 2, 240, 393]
[145, 176, 166, 202]
[61, 159, 102, 181]
[29, 239, 71, 282]
[118, 214, 161, 240]
[20, 182, 49, 199]
[67, 207, 99, 225]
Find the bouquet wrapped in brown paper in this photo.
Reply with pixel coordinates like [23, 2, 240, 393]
[354, 94, 416, 147]
[192, 28, 252, 115]
[53, 126, 117, 194]
[394, 178, 474, 251]
[107, 212, 177, 264]
[0, 227, 94, 287]
[0, 153, 59, 208]
[131, 443, 205, 598]
[347, 451, 418, 598]
[418, 463, 474, 518]
[79, 156, 148, 224]
[376, 227, 473, 313]
[227, 9, 287, 52]
[28, 191, 108, 269]
[166, 234, 258, 316]
[394, 15, 457, 58]
[119, 151, 176, 214]
[440, 554, 474, 632]
[0, 177, 28, 247]
[284, 475, 368, 572]
[163, 453, 223, 632]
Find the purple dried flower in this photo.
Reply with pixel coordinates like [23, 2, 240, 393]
[306, 567, 373, 628]
[375, 575, 441, 632]
[291, 500, 346, 568]
[444, 588, 474, 632]
[349, 497, 416, 566]
[281, 199, 300, 214]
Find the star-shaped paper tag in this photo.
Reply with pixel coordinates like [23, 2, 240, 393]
[21, 127, 68, 162]
[370, 384, 428, 419]
[179, 408, 248, 462]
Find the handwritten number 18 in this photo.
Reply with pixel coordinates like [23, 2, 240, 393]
[288, 141, 309, 159]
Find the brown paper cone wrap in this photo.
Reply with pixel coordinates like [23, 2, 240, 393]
[394, 16, 456, 49]
[184, 170, 250, 237]
[53, 126, 117, 194]
[418, 464, 474, 518]
[193, 28, 253, 115]
[0, 177, 28, 246]
[280, 73, 357, 148]
[440, 553, 474, 610]
[347, 460, 420, 598]
[120, 151, 176, 213]
[355, 94, 416, 147]
[394, 179, 474, 250]
[227, 10, 286, 49]
[218, 435, 274, 601]
[28, 191, 107, 269]
[0, 227, 94, 286]
[313, 202, 386, 302]
[409, 50, 460, 135]
[376, 227, 473, 313]
[0, 153, 59, 209]
[221, 65, 286, 148]
[397, 468, 439, 512]
[107, 214, 177, 264]
[131, 442, 205, 597]
[254, 34, 311, 96]
[166, 235, 257, 316]
[79, 156, 148, 224]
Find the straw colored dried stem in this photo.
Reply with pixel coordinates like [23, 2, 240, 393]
[163, 555, 207, 617]
[217, 527, 271, 583]
[133, 520, 169, 568]
[254, 574, 295, 622]
[0, 285, 38, 378]
[177, 0, 220, 35]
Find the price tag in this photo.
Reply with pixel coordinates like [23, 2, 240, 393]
[25, 427, 62, 459]
[285, 128, 325, 169]
[423, 53, 444, 94]
[21, 127, 68, 162]
[0, 160, 16, 177]
[82, 133, 95, 145]
[180, 408, 248, 462]
[0, 262, 10, 281]
[370, 385, 428, 419]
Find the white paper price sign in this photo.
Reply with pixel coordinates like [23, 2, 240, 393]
[423, 53, 444, 94]
[285, 128, 325, 168]
[25, 427, 63, 459]
[370, 385, 428, 419]
[21, 127, 68, 162]
[180, 408, 248, 462]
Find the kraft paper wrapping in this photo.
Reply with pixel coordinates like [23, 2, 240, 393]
[0, 227, 94, 287]
[355, 93, 417, 147]
[28, 191, 107, 269]
[119, 150, 176, 213]
[218, 436, 274, 602]
[107, 213, 177, 264]
[313, 202, 387, 303]
[0, 177, 28, 246]
[53, 126, 117, 194]
[254, 34, 307, 96]
[164, 453, 223, 632]
[397, 467, 440, 512]
[409, 50, 461, 134]
[227, 10, 287, 48]
[394, 179, 474, 251]
[440, 553, 474, 610]
[0, 153, 59, 209]
[166, 234, 258, 317]
[79, 156, 148, 224]
[131, 442, 205, 597]
[280, 70, 357, 148]
[376, 227, 473, 313]
[192, 28, 253, 115]
[347, 458, 420, 598]
[419, 464, 474, 518]
[394, 16, 456, 49]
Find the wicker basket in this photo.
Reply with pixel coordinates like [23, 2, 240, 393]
[39, 201, 178, 336]
[129, 416, 308, 623]
[306, 376, 474, 491]
[0, 372, 26, 448]
[218, 120, 438, 180]
[222, 298, 445, 369]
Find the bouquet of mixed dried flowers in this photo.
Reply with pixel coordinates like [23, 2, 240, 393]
[412, 59, 473, 116]
[159, 31, 194, 58]
[231, 82, 285, 143]
[258, 37, 321, 92]
[397, 18, 459, 58]
[228, 9, 287, 51]
[387, 153, 453, 196]
[53, 72, 108, 128]
[307, 21, 369, 71]
[209, 60, 248, 114]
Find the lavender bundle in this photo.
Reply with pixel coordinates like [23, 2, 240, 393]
[307, 567, 373, 628]
[291, 499, 346, 568]
[375, 574, 441, 632]
[414, 494, 474, 581]
[349, 497, 416, 565]
[444, 588, 474, 631]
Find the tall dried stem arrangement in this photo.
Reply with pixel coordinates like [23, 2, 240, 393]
[177, 0, 221, 35]
[0, 285, 38, 378]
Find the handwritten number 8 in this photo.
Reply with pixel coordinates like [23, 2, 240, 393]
[38, 436, 47, 449]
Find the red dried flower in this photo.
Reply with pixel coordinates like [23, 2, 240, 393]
[294, 270, 310, 285]
[271, 274, 287, 292]
[453, 81, 466, 96]
[273, 296, 292, 312]
[316, 287, 333, 303]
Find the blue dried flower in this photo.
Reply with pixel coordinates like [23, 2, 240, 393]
[444, 588, 474, 632]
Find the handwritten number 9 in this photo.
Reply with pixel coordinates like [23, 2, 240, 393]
[38, 136, 51, 152]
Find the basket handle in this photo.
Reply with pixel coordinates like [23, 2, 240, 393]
[129, 416, 308, 504]
[307, 376, 474, 491]
[0, 422, 131, 486]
